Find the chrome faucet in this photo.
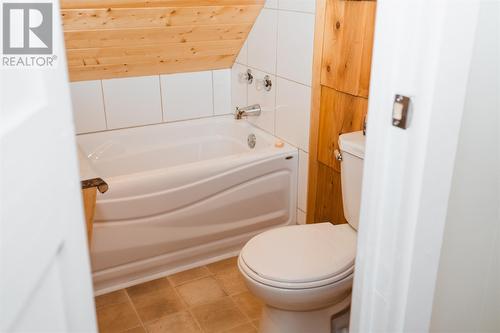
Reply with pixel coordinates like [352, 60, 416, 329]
[235, 104, 262, 120]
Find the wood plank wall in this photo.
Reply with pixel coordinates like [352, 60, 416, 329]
[61, 0, 264, 81]
[307, 0, 376, 224]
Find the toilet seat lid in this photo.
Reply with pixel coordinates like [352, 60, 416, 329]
[240, 223, 357, 287]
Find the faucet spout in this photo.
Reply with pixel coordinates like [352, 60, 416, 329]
[235, 104, 262, 120]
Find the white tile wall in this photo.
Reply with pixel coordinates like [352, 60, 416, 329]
[298, 150, 309, 212]
[72, 70, 233, 134]
[231, 63, 249, 112]
[279, 0, 316, 13]
[161, 71, 213, 122]
[70, 80, 106, 134]
[265, 0, 278, 9]
[277, 10, 315, 86]
[247, 9, 278, 75]
[213, 69, 232, 116]
[232, 4, 315, 215]
[247, 68, 276, 134]
[235, 40, 248, 65]
[102, 76, 163, 130]
[276, 77, 311, 151]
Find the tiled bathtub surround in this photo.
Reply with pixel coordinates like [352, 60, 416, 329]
[232, 1, 315, 223]
[70, 80, 107, 134]
[70, 69, 232, 134]
[71, 0, 315, 225]
[103, 76, 163, 129]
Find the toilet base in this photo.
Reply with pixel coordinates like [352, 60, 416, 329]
[258, 293, 351, 333]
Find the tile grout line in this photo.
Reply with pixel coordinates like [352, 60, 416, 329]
[179, 269, 231, 305]
[217, 295, 254, 333]
[179, 302, 206, 333]
[246, 64, 312, 89]
[229, 292, 257, 329]
[169, 273, 207, 333]
[123, 289, 147, 332]
[172, 266, 226, 333]
[295, 146, 301, 220]
[167, 267, 215, 288]
[274, 6, 280, 137]
[175, 260, 251, 333]
[158, 75, 165, 123]
[264, 5, 316, 16]
[99, 80, 109, 130]
[97, 259, 250, 333]
[211, 71, 216, 116]
[210, 261, 256, 332]
[75, 113, 228, 136]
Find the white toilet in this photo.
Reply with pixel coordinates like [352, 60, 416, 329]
[238, 131, 365, 333]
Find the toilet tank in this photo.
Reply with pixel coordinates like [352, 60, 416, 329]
[338, 131, 365, 230]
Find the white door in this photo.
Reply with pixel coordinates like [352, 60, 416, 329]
[350, 0, 486, 332]
[0, 0, 97, 331]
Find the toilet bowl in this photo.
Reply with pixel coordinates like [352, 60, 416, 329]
[238, 131, 365, 333]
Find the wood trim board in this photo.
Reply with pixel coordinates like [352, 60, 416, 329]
[306, 0, 328, 224]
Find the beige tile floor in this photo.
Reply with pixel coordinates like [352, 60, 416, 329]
[95, 257, 264, 333]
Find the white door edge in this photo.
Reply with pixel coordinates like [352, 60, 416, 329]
[350, 0, 481, 332]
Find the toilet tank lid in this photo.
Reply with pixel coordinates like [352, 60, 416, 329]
[339, 131, 366, 159]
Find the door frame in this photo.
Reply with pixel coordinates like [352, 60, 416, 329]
[349, 0, 480, 332]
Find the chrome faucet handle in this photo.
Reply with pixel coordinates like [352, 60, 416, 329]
[256, 75, 273, 92]
[263, 75, 272, 92]
[240, 69, 254, 85]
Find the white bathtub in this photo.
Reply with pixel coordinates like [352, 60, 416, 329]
[77, 116, 298, 294]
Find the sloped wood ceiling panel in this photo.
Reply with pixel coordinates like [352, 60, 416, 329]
[61, 0, 264, 81]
